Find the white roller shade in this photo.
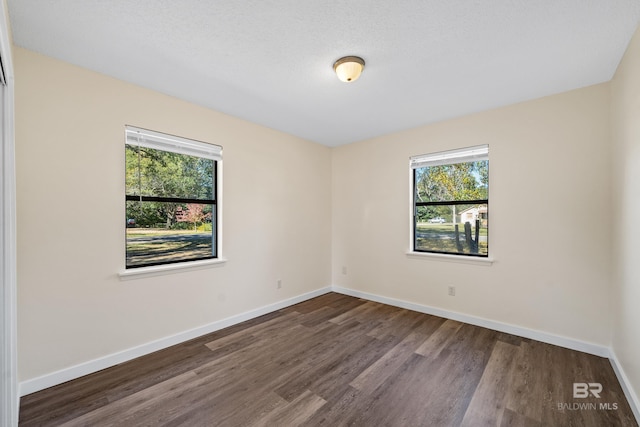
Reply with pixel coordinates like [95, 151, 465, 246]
[125, 126, 222, 161]
[410, 145, 488, 169]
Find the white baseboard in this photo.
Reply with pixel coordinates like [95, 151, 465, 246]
[19, 284, 639, 426]
[19, 287, 332, 397]
[609, 349, 640, 423]
[333, 286, 638, 424]
[331, 286, 610, 358]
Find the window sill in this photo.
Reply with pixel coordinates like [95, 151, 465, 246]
[118, 257, 228, 280]
[406, 251, 493, 265]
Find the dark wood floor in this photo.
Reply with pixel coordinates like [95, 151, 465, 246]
[19, 293, 637, 426]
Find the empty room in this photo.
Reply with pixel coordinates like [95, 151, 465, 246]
[1, 1, 640, 426]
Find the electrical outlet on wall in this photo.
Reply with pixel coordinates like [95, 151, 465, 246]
[277, 279, 282, 289]
[342, 266, 347, 275]
[448, 286, 456, 296]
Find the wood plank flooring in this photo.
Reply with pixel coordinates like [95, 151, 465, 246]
[19, 293, 638, 426]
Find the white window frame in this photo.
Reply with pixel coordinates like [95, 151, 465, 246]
[408, 145, 493, 264]
[119, 126, 226, 279]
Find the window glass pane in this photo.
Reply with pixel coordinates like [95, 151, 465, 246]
[126, 145, 214, 200]
[415, 160, 488, 203]
[415, 203, 488, 256]
[126, 200, 215, 267]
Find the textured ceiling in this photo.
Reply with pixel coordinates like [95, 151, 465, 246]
[7, 0, 640, 146]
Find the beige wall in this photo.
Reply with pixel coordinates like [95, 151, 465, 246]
[611, 25, 640, 408]
[15, 48, 332, 381]
[332, 84, 612, 346]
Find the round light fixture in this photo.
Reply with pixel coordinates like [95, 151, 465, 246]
[333, 56, 365, 83]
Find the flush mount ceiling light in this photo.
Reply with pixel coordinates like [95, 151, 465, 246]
[333, 56, 365, 83]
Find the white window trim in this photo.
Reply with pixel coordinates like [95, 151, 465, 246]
[124, 126, 225, 274]
[406, 250, 494, 265]
[119, 257, 228, 280]
[408, 145, 491, 263]
[125, 126, 222, 161]
[410, 144, 488, 169]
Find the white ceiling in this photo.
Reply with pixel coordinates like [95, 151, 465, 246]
[7, 1, 640, 147]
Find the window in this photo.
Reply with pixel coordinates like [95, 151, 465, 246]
[125, 126, 222, 268]
[411, 145, 489, 257]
